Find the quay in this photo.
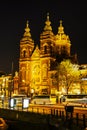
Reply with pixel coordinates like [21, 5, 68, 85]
[0, 106, 87, 129]
[0, 108, 48, 124]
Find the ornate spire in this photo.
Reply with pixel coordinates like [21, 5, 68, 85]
[44, 13, 52, 31]
[55, 20, 71, 56]
[20, 20, 34, 46]
[23, 20, 31, 37]
[58, 20, 64, 34]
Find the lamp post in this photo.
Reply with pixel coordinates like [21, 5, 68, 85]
[79, 70, 82, 94]
[8, 75, 13, 98]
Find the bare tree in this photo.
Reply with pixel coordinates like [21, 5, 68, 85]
[57, 59, 80, 94]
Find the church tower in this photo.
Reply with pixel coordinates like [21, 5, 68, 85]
[40, 13, 56, 94]
[55, 20, 71, 62]
[18, 14, 78, 96]
[19, 21, 34, 94]
[40, 13, 55, 57]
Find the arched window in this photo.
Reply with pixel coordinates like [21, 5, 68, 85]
[44, 46, 47, 54]
[23, 50, 26, 58]
[42, 64, 47, 79]
[50, 46, 53, 54]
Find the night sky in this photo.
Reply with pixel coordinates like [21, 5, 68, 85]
[0, 1, 87, 74]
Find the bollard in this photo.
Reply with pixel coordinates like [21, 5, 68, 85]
[83, 114, 86, 129]
[56, 109, 58, 117]
[43, 109, 44, 114]
[37, 108, 39, 113]
[16, 113, 19, 119]
[76, 113, 79, 126]
[59, 110, 61, 118]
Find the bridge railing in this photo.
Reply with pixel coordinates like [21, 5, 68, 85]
[28, 105, 87, 128]
[1, 103, 87, 128]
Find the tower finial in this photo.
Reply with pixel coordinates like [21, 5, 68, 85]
[58, 20, 64, 34]
[60, 20, 62, 26]
[26, 20, 29, 28]
[23, 20, 31, 37]
[21, 20, 34, 45]
[47, 12, 49, 21]
[44, 12, 52, 31]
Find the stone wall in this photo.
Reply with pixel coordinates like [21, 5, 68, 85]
[0, 108, 48, 124]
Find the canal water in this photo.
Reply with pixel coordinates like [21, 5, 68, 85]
[6, 119, 84, 130]
[6, 120, 51, 130]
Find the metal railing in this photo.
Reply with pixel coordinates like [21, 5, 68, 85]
[1, 101, 87, 129]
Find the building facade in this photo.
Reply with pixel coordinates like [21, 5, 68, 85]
[18, 14, 77, 96]
[0, 72, 13, 97]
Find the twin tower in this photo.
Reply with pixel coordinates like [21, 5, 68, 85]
[18, 13, 77, 96]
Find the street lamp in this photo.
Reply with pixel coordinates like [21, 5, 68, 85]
[30, 88, 34, 97]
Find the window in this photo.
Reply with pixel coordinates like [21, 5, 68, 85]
[44, 46, 47, 54]
[23, 50, 26, 58]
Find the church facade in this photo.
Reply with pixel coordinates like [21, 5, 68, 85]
[18, 14, 77, 96]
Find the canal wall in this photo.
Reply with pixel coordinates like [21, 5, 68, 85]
[0, 108, 48, 124]
[0, 107, 87, 129]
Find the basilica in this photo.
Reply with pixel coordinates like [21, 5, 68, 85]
[1, 14, 87, 98]
[18, 13, 78, 96]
